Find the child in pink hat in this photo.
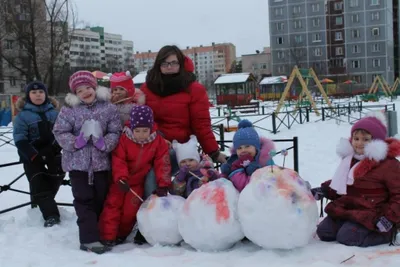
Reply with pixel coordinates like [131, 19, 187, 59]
[311, 111, 400, 247]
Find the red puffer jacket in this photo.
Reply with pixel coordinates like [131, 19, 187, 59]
[141, 81, 219, 155]
[322, 138, 400, 231]
[112, 131, 171, 187]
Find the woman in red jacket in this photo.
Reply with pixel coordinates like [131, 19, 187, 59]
[99, 105, 171, 247]
[141, 45, 227, 197]
[311, 112, 400, 247]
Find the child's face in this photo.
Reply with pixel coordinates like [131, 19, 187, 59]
[351, 130, 372, 155]
[29, 89, 46, 105]
[111, 87, 128, 103]
[133, 127, 150, 141]
[179, 158, 199, 171]
[236, 145, 257, 157]
[76, 86, 96, 104]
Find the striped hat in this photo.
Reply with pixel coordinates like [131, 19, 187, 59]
[69, 70, 97, 93]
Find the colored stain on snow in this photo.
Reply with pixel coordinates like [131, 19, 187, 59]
[161, 197, 170, 209]
[146, 196, 157, 211]
[199, 185, 230, 224]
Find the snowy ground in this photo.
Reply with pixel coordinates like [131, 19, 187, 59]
[1, 99, 400, 267]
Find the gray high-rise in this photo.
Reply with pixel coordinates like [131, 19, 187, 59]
[269, 0, 396, 85]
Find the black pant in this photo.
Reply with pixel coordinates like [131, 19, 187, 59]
[69, 170, 110, 244]
[24, 154, 65, 220]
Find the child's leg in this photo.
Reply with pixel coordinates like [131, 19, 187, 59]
[316, 216, 345, 242]
[118, 185, 144, 239]
[99, 183, 125, 242]
[92, 171, 110, 218]
[45, 154, 65, 200]
[336, 221, 391, 247]
[24, 162, 60, 221]
[69, 171, 100, 244]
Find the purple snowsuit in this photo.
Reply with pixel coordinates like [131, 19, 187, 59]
[53, 86, 122, 244]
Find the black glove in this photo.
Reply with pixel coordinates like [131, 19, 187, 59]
[152, 187, 168, 197]
[118, 179, 130, 193]
[311, 187, 326, 201]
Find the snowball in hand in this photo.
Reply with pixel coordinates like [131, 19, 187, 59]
[178, 179, 244, 251]
[238, 166, 318, 249]
[137, 195, 185, 246]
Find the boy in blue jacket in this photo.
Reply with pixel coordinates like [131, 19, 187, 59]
[13, 81, 65, 227]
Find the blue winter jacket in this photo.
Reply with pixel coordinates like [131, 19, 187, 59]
[13, 96, 60, 162]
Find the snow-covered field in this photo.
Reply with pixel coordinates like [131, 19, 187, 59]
[0, 99, 400, 267]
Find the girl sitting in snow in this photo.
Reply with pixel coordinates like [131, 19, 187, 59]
[220, 120, 275, 192]
[169, 135, 220, 198]
[311, 112, 400, 247]
[53, 71, 122, 254]
[99, 105, 171, 247]
[110, 71, 145, 126]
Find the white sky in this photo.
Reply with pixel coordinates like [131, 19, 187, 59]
[73, 0, 270, 56]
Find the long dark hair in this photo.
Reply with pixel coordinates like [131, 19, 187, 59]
[146, 45, 195, 95]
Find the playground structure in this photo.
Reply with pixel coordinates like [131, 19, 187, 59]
[362, 75, 399, 102]
[214, 73, 257, 106]
[274, 66, 333, 116]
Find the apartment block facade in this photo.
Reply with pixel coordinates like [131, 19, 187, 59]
[241, 47, 272, 79]
[69, 27, 134, 72]
[269, 0, 396, 85]
[133, 43, 236, 88]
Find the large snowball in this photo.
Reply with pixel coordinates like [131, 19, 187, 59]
[178, 178, 244, 251]
[137, 194, 185, 246]
[238, 165, 318, 249]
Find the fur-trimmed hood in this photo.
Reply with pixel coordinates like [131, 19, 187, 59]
[229, 136, 276, 166]
[336, 137, 400, 178]
[64, 86, 111, 107]
[15, 96, 59, 111]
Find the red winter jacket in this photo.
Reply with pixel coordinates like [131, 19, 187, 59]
[141, 81, 219, 155]
[322, 138, 400, 231]
[112, 130, 171, 188]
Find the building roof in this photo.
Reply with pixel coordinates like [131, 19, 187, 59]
[133, 71, 147, 84]
[214, 73, 252, 84]
[259, 76, 287, 85]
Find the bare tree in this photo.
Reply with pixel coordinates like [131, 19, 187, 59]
[0, 0, 77, 95]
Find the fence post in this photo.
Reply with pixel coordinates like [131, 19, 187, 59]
[322, 107, 325, 121]
[306, 107, 310, 122]
[272, 112, 277, 134]
[393, 103, 396, 111]
[299, 107, 303, 124]
[293, 136, 299, 173]
[218, 124, 225, 151]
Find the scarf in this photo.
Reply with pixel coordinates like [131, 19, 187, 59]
[330, 153, 365, 195]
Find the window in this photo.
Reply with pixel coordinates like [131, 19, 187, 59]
[372, 43, 381, 52]
[353, 45, 360, 53]
[314, 48, 322, 56]
[352, 30, 360, 38]
[312, 18, 320, 27]
[352, 60, 361, 68]
[313, 33, 321, 42]
[350, 0, 359, 7]
[277, 51, 285, 59]
[5, 40, 13, 49]
[293, 20, 302, 29]
[274, 7, 283, 16]
[278, 65, 285, 73]
[372, 28, 380, 36]
[276, 23, 284, 30]
[311, 4, 319, 12]
[295, 35, 302, 43]
[293, 6, 301, 14]
[276, 37, 284, 44]
[371, 12, 380, 20]
[335, 16, 343, 25]
[353, 76, 362, 83]
[351, 14, 359, 22]
[10, 77, 16, 86]
[370, 0, 379, 5]
[372, 59, 381, 67]
[335, 32, 343, 40]
[334, 2, 343, 10]
[336, 47, 344, 55]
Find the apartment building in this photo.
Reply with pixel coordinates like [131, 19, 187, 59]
[241, 47, 272, 79]
[133, 43, 236, 88]
[269, 0, 396, 85]
[69, 27, 134, 72]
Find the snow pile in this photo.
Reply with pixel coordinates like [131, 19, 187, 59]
[137, 195, 185, 246]
[178, 178, 244, 251]
[238, 165, 318, 249]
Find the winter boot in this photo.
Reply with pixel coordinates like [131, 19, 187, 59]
[101, 240, 116, 247]
[80, 242, 111, 254]
[133, 230, 147, 245]
[115, 236, 126, 245]
[44, 216, 60, 227]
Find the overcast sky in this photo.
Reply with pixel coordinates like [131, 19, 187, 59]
[73, 0, 270, 56]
